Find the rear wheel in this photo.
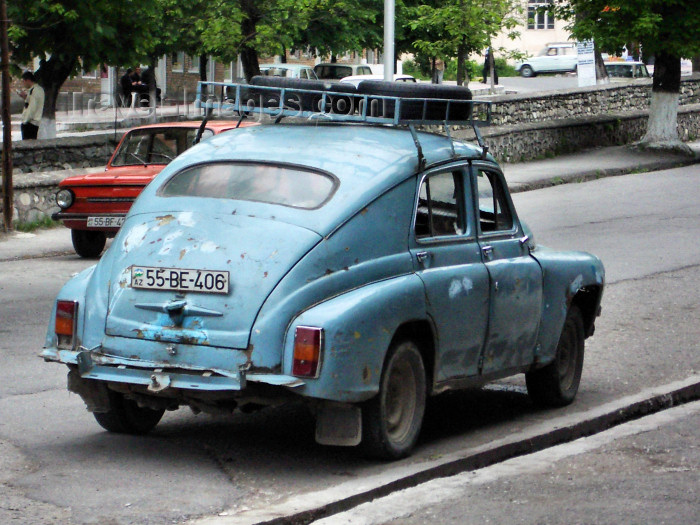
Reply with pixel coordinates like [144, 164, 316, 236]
[520, 65, 535, 78]
[526, 306, 585, 407]
[71, 229, 106, 258]
[362, 340, 426, 459]
[93, 390, 164, 435]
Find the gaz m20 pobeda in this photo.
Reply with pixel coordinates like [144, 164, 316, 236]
[42, 79, 604, 459]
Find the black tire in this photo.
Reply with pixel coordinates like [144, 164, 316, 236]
[71, 229, 106, 258]
[362, 340, 427, 460]
[357, 80, 472, 120]
[93, 390, 164, 435]
[526, 306, 585, 407]
[249, 76, 356, 114]
[520, 65, 535, 78]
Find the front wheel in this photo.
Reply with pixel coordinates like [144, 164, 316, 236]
[362, 340, 427, 460]
[526, 305, 585, 407]
[93, 390, 165, 435]
[520, 65, 535, 78]
[71, 229, 106, 258]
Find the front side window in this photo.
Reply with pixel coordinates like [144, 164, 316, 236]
[415, 171, 465, 239]
[160, 163, 337, 209]
[476, 169, 513, 233]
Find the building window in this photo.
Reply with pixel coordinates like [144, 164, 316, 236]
[172, 52, 184, 72]
[528, 0, 554, 30]
[189, 55, 200, 73]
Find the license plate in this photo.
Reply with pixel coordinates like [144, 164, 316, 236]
[87, 216, 124, 228]
[131, 266, 229, 294]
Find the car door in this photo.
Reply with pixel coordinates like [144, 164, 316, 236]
[409, 166, 490, 382]
[471, 164, 543, 375]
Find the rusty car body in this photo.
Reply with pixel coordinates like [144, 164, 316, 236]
[42, 81, 604, 459]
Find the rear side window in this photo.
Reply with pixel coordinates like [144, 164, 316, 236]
[160, 162, 337, 209]
[415, 171, 465, 239]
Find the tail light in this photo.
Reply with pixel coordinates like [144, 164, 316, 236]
[55, 300, 78, 349]
[292, 326, 323, 378]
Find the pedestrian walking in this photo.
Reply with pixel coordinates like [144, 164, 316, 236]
[18, 71, 44, 140]
[433, 58, 445, 84]
[482, 48, 498, 85]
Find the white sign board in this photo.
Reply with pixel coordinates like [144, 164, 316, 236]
[577, 40, 596, 87]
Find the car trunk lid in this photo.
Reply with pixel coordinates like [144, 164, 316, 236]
[104, 211, 321, 349]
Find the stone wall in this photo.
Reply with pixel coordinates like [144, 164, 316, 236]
[5, 133, 119, 174]
[488, 75, 700, 126]
[453, 104, 700, 163]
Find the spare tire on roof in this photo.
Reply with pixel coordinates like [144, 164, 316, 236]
[356, 81, 472, 121]
[248, 76, 358, 115]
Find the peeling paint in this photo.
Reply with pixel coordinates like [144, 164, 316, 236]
[156, 214, 176, 226]
[179, 249, 187, 260]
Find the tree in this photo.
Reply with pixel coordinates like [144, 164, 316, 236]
[409, 0, 522, 86]
[553, 0, 700, 152]
[8, 0, 160, 137]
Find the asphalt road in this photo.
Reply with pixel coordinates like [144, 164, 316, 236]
[0, 165, 699, 524]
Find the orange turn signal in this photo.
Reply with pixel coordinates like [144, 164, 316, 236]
[292, 326, 323, 378]
[55, 301, 77, 348]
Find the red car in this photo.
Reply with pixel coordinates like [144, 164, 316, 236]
[53, 120, 256, 257]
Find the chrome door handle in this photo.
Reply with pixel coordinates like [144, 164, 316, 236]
[482, 245, 493, 260]
[416, 251, 429, 263]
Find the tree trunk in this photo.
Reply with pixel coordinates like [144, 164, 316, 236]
[640, 51, 690, 153]
[594, 48, 609, 85]
[456, 42, 467, 86]
[35, 54, 76, 139]
[199, 54, 208, 82]
[240, 0, 261, 82]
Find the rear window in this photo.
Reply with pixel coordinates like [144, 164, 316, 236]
[160, 162, 337, 209]
[314, 65, 353, 80]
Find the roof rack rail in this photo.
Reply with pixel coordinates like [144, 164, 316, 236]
[195, 80, 492, 165]
[195, 81, 491, 127]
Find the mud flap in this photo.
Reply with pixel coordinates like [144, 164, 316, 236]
[315, 402, 362, 447]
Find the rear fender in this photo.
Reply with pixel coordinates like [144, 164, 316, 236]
[283, 274, 428, 403]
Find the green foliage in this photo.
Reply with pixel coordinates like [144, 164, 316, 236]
[551, 0, 700, 59]
[408, 0, 523, 61]
[8, 0, 160, 75]
[444, 59, 479, 81]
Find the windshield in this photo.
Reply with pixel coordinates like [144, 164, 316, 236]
[111, 127, 214, 167]
[160, 162, 337, 209]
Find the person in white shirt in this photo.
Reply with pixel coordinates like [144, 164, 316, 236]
[19, 71, 44, 140]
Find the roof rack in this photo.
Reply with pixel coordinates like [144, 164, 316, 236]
[195, 81, 492, 162]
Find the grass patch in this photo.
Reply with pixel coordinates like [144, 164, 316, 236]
[15, 216, 61, 233]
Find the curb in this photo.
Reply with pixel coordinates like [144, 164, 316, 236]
[195, 376, 700, 525]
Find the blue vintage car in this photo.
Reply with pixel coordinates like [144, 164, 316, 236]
[42, 81, 604, 459]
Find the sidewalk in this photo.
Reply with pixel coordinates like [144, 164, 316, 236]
[1, 140, 699, 261]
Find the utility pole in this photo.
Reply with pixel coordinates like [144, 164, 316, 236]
[383, 0, 395, 81]
[1, 0, 12, 232]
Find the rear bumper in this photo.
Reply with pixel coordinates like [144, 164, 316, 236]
[40, 347, 304, 392]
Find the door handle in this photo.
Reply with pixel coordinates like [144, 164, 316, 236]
[482, 245, 494, 260]
[416, 251, 430, 264]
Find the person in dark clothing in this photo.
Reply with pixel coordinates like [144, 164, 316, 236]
[482, 48, 498, 85]
[119, 68, 134, 107]
[139, 67, 161, 104]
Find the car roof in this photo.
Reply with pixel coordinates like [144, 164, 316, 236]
[136, 124, 488, 235]
[125, 120, 255, 133]
[260, 64, 312, 70]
